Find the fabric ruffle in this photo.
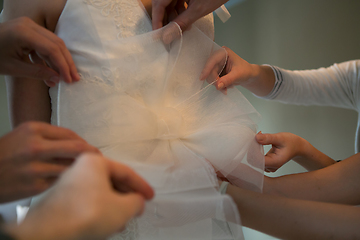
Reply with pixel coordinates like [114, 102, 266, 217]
[46, 1, 265, 239]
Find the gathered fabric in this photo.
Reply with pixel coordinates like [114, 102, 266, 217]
[44, 0, 265, 239]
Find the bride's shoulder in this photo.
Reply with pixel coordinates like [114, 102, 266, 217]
[2, 0, 66, 31]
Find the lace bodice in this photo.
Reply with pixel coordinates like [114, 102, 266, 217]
[48, 0, 264, 239]
[83, 0, 151, 38]
[50, 0, 215, 122]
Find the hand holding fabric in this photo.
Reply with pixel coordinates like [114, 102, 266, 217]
[256, 132, 335, 172]
[4, 153, 154, 240]
[152, 0, 229, 30]
[0, 17, 80, 86]
[256, 132, 306, 172]
[201, 46, 277, 97]
[0, 122, 99, 203]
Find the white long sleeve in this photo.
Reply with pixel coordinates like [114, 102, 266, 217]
[261, 60, 360, 152]
[265, 60, 360, 110]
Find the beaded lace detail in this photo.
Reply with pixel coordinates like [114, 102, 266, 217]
[78, 60, 162, 101]
[54, 1, 218, 240]
[83, 0, 150, 38]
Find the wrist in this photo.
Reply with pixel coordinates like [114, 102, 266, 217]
[241, 64, 275, 97]
[292, 136, 312, 164]
[292, 137, 335, 171]
[294, 136, 309, 158]
[241, 64, 261, 86]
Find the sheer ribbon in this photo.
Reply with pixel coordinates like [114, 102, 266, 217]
[48, 1, 265, 239]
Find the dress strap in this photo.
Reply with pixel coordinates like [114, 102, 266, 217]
[215, 4, 231, 23]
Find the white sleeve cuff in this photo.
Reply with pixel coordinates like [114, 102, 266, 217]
[256, 64, 284, 100]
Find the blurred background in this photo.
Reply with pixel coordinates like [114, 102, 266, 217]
[0, 0, 359, 239]
[215, 0, 360, 238]
[215, 0, 359, 169]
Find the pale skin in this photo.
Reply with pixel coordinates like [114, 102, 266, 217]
[3, 153, 154, 240]
[216, 132, 360, 239]
[207, 47, 359, 238]
[224, 151, 360, 239]
[227, 174, 360, 240]
[6, 1, 359, 238]
[256, 132, 336, 172]
[204, 22, 360, 238]
[203, 45, 359, 238]
[0, 15, 104, 202]
[201, 46, 276, 96]
[0, 17, 80, 86]
[3, 0, 330, 174]
[0, 8, 154, 238]
[255, 133, 355, 204]
[0, 121, 100, 203]
[202, 47, 339, 171]
[2, 0, 153, 127]
[151, 0, 228, 30]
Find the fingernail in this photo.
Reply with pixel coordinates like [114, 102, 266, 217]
[46, 80, 56, 87]
[199, 73, 205, 81]
[50, 76, 60, 83]
[218, 82, 225, 89]
[256, 134, 264, 141]
[74, 73, 81, 81]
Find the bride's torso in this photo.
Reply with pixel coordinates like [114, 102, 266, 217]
[49, 0, 215, 146]
[34, 2, 264, 240]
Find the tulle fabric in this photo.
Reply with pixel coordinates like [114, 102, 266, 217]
[45, 0, 265, 239]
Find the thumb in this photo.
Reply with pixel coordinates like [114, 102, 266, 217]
[217, 71, 238, 90]
[255, 133, 283, 146]
[172, 8, 199, 31]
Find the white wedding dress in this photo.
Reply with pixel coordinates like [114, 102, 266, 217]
[40, 0, 265, 239]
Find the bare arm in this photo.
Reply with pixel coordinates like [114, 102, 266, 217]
[256, 132, 336, 172]
[4, 154, 154, 240]
[2, 0, 67, 127]
[291, 140, 336, 171]
[227, 183, 360, 240]
[264, 152, 360, 205]
[6, 76, 51, 127]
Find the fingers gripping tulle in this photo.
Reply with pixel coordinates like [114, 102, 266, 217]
[54, 19, 264, 239]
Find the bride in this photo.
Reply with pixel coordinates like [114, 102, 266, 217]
[3, 0, 264, 239]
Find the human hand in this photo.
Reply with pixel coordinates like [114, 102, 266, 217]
[257, 132, 336, 172]
[255, 132, 306, 172]
[201, 46, 276, 97]
[0, 17, 80, 87]
[152, 0, 228, 30]
[0, 122, 100, 203]
[201, 46, 258, 91]
[6, 153, 154, 240]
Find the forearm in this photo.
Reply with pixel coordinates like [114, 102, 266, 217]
[263, 153, 360, 205]
[227, 184, 360, 240]
[2, 0, 54, 128]
[293, 136, 336, 171]
[6, 75, 51, 127]
[240, 65, 275, 97]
